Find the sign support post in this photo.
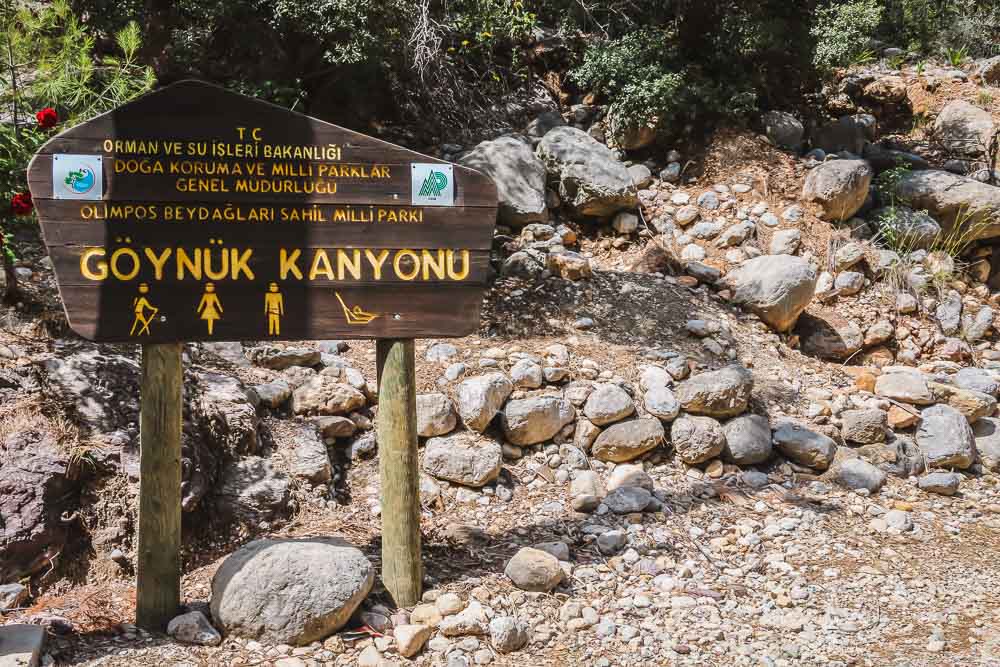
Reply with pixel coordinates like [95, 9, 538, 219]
[135, 342, 183, 630]
[376, 338, 422, 607]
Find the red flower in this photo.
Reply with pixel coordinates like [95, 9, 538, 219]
[35, 107, 58, 129]
[11, 192, 33, 216]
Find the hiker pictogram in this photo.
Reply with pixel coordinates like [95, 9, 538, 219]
[264, 282, 284, 335]
[129, 283, 158, 336]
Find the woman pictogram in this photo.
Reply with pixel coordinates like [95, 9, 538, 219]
[197, 282, 223, 335]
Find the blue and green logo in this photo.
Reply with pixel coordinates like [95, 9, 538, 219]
[64, 167, 96, 194]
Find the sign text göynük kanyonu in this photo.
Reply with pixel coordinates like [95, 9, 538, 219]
[28, 80, 498, 342]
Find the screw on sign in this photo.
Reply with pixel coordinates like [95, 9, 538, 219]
[28, 80, 498, 627]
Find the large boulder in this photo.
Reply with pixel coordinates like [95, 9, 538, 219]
[915, 404, 976, 469]
[248, 345, 321, 370]
[214, 457, 292, 524]
[813, 115, 873, 155]
[290, 376, 366, 416]
[460, 137, 547, 226]
[456, 373, 514, 432]
[928, 381, 997, 423]
[211, 537, 373, 645]
[802, 159, 873, 221]
[591, 418, 665, 463]
[721, 414, 772, 465]
[772, 421, 837, 470]
[423, 432, 502, 487]
[500, 396, 575, 446]
[868, 206, 941, 249]
[674, 365, 753, 418]
[194, 372, 260, 456]
[416, 393, 458, 438]
[874, 370, 935, 405]
[536, 126, 638, 217]
[582, 384, 635, 425]
[934, 99, 996, 157]
[973, 417, 1000, 471]
[608, 112, 657, 150]
[763, 111, 804, 150]
[796, 312, 863, 361]
[290, 426, 332, 484]
[895, 170, 1000, 238]
[726, 255, 817, 332]
[0, 430, 80, 583]
[670, 415, 725, 464]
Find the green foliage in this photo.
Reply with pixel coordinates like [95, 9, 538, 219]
[943, 44, 968, 66]
[811, 0, 884, 72]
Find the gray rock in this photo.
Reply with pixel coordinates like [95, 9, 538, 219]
[721, 414, 772, 465]
[504, 548, 563, 592]
[0, 583, 28, 612]
[526, 111, 565, 139]
[973, 417, 1000, 471]
[834, 271, 865, 295]
[802, 159, 873, 222]
[963, 306, 995, 341]
[628, 164, 653, 189]
[591, 417, 665, 463]
[644, 386, 680, 422]
[254, 380, 291, 409]
[841, 409, 887, 444]
[772, 421, 838, 470]
[510, 359, 544, 389]
[426, 343, 459, 363]
[936, 291, 963, 336]
[310, 415, 357, 440]
[690, 220, 723, 240]
[596, 530, 627, 555]
[697, 191, 720, 210]
[210, 537, 373, 645]
[875, 370, 935, 404]
[606, 463, 653, 491]
[917, 471, 962, 496]
[583, 384, 636, 426]
[547, 250, 593, 280]
[895, 170, 1000, 240]
[202, 341, 251, 366]
[612, 211, 639, 235]
[717, 222, 755, 247]
[214, 457, 292, 524]
[763, 111, 804, 150]
[834, 242, 866, 271]
[928, 381, 996, 423]
[603, 486, 653, 514]
[489, 616, 530, 653]
[291, 376, 366, 416]
[726, 255, 817, 332]
[769, 229, 801, 255]
[675, 205, 700, 226]
[423, 433, 503, 487]
[248, 346, 320, 370]
[915, 404, 976, 469]
[934, 99, 996, 157]
[168, 611, 222, 646]
[535, 126, 638, 218]
[501, 396, 575, 446]
[674, 365, 753, 418]
[953, 368, 1000, 397]
[869, 207, 940, 249]
[797, 313, 863, 361]
[884, 509, 913, 531]
[833, 457, 886, 492]
[460, 137, 547, 226]
[670, 415, 725, 465]
[457, 373, 514, 432]
[417, 393, 458, 438]
[863, 144, 930, 173]
[291, 427, 332, 484]
[741, 470, 770, 489]
[979, 55, 1000, 85]
[813, 115, 872, 155]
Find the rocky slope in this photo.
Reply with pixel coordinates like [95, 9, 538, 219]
[2, 52, 1000, 666]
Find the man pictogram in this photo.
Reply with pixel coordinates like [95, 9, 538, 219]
[130, 283, 158, 336]
[264, 282, 284, 335]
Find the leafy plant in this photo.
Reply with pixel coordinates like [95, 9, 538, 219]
[812, 0, 884, 73]
[977, 88, 995, 108]
[887, 53, 906, 70]
[943, 44, 968, 66]
[0, 0, 154, 301]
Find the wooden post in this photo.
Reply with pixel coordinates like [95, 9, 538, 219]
[136, 343, 183, 631]
[376, 338, 422, 607]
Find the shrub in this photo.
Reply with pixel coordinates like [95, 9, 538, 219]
[811, 0, 884, 73]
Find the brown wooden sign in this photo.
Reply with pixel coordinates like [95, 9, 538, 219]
[28, 80, 497, 342]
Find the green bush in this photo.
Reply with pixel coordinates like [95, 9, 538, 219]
[811, 0, 883, 72]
